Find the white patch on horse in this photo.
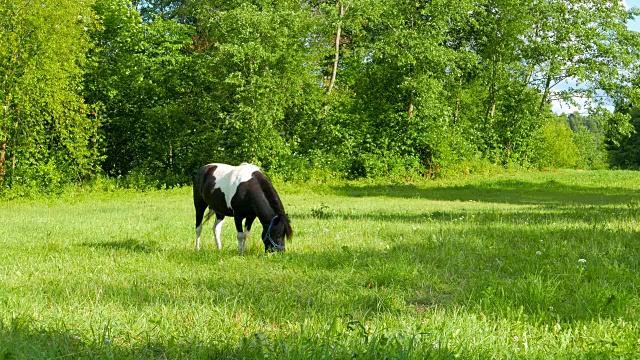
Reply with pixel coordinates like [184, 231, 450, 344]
[213, 217, 224, 250]
[209, 163, 235, 179]
[214, 164, 261, 210]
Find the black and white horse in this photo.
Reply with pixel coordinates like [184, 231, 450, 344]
[193, 163, 292, 253]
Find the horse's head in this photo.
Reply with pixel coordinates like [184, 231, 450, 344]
[262, 214, 293, 252]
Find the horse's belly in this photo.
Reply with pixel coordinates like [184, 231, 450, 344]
[205, 188, 234, 216]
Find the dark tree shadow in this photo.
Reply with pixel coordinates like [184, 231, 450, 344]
[143, 220, 640, 325]
[331, 179, 640, 206]
[81, 238, 160, 253]
[0, 315, 467, 359]
[0, 317, 236, 359]
[274, 225, 639, 323]
[293, 206, 639, 226]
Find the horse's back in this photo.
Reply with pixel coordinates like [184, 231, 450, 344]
[195, 162, 233, 181]
[204, 163, 235, 178]
[217, 164, 261, 185]
[214, 164, 261, 208]
[194, 163, 232, 197]
[194, 163, 263, 214]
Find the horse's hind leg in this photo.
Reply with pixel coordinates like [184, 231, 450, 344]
[213, 214, 225, 250]
[194, 200, 208, 251]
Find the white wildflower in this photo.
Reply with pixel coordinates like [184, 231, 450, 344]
[578, 258, 587, 264]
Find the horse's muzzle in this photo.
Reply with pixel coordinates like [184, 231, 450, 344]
[265, 246, 285, 253]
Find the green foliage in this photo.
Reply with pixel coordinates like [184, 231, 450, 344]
[573, 126, 608, 170]
[609, 107, 640, 169]
[3, 0, 640, 191]
[533, 118, 579, 169]
[0, 0, 100, 194]
[85, 0, 197, 186]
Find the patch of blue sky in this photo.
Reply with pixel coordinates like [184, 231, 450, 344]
[625, 0, 640, 32]
[552, 0, 639, 114]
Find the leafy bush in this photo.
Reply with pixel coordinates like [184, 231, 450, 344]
[608, 113, 640, 169]
[532, 119, 579, 169]
[573, 126, 608, 170]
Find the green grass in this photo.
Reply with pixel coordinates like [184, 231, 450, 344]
[1, 169, 640, 359]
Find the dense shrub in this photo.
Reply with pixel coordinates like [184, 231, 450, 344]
[533, 119, 579, 169]
[573, 126, 608, 170]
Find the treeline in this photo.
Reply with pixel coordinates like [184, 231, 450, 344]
[2, 0, 640, 192]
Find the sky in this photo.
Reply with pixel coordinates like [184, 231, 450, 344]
[551, 0, 640, 114]
[627, 0, 640, 32]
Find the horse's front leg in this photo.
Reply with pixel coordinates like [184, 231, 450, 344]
[234, 216, 247, 254]
[244, 215, 256, 245]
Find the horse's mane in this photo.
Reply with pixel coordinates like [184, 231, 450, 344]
[256, 172, 293, 240]
[254, 173, 283, 214]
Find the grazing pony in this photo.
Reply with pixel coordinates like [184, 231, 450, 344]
[193, 163, 292, 253]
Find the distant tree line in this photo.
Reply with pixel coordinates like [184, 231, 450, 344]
[2, 0, 640, 193]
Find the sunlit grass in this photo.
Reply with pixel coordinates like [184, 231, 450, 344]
[1, 169, 639, 358]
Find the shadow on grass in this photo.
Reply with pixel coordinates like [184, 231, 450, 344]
[66, 202, 640, 326]
[281, 231, 638, 323]
[16, 227, 637, 357]
[153, 222, 640, 324]
[0, 319, 207, 358]
[293, 205, 640, 225]
[80, 238, 160, 253]
[0, 316, 468, 359]
[0, 321, 88, 359]
[330, 179, 640, 206]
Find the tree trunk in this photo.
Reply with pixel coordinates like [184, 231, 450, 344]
[327, 1, 344, 96]
[539, 72, 552, 113]
[453, 77, 462, 124]
[486, 55, 498, 122]
[0, 134, 6, 181]
[169, 142, 173, 169]
[9, 108, 20, 188]
[0, 96, 8, 182]
[10, 147, 15, 186]
[486, 80, 496, 122]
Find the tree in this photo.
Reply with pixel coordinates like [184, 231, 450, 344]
[0, 0, 99, 190]
[86, 0, 200, 185]
[186, 0, 325, 172]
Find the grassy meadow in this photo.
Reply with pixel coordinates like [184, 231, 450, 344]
[1, 170, 640, 359]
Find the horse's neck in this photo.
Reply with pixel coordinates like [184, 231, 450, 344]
[256, 204, 277, 225]
[252, 175, 281, 225]
[252, 191, 278, 225]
